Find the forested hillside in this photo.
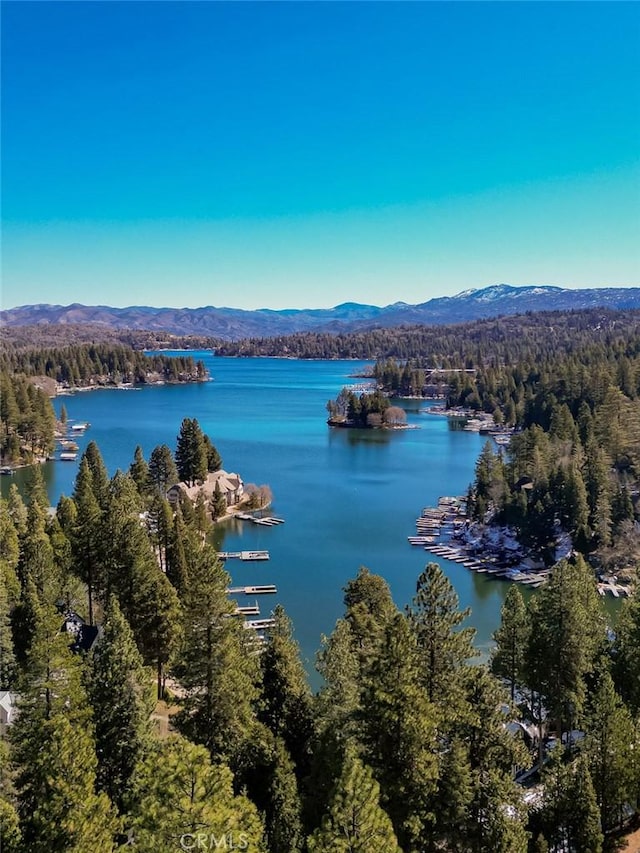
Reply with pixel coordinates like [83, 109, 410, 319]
[214, 308, 640, 360]
[0, 323, 221, 352]
[0, 373, 56, 465]
[0, 342, 207, 387]
[1, 439, 639, 852]
[0, 343, 208, 467]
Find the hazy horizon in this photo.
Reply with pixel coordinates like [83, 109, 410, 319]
[3, 282, 640, 314]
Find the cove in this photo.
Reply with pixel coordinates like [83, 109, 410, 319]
[4, 355, 511, 686]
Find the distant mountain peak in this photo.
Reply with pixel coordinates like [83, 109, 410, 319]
[2, 285, 639, 341]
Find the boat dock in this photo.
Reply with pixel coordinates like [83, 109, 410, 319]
[236, 514, 285, 526]
[424, 542, 551, 587]
[217, 550, 270, 561]
[226, 584, 277, 595]
[243, 618, 276, 630]
[597, 580, 629, 598]
[234, 602, 260, 616]
[410, 496, 551, 590]
[226, 602, 261, 617]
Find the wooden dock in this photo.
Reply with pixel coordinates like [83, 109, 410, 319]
[234, 514, 285, 526]
[231, 602, 260, 616]
[217, 550, 270, 561]
[226, 584, 277, 595]
[243, 618, 276, 630]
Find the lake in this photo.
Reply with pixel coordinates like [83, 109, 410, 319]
[4, 355, 518, 685]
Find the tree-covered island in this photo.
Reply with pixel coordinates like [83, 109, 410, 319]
[326, 387, 408, 429]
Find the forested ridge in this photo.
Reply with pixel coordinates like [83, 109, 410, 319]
[1, 436, 639, 852]
[214, 308, 640, 361]
[0, 343, 208, 467]
[0, 323, 221, 352]
[0, 342, 207, 387]
[0, 374, 57, 464]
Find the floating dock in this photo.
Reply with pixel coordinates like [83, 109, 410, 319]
[234, 513, 285, 526]
[226, 584, 277, 595]
[217, 550, 270, 561]
[243, 618, 276, 630]
[234, 603, 260, 615]
[411, 495, 550, 590]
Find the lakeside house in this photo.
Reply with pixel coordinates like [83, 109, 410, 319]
[0, 691, 18, 734]
[60, 607, 101, 654]
[167, 470, 244, 509]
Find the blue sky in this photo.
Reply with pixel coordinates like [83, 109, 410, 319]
[2, 1, 639, 310]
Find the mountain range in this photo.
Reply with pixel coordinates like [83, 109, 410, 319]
[2, 284, 639, 341]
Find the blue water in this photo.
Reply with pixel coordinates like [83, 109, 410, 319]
[4, 356, 511, 685]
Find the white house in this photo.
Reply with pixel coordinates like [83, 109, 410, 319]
[0, 691, 18, 734]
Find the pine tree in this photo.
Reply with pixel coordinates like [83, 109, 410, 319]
[88, 597, 155, 813]
[343, 567, 398, 672]
[612, 596, 640, 714]
[539, 751, 602, 853]
[83, 440, 110, 508]
[361, 613, 439, 851]
[147, 494, 174, 572]
[0, 579, 16, 689]
[527, 557, 604, 739]
[134, 565, 183, 700]
[6, 485, 27, 539]
[70, 456, 103, 624]
[203, 433, 222, 472]
[11, 576, 42, 671]
[308, 751, 402, 853]
[0, 739, 22, 853]
[16, 497, 58, 603]
[166, 508, 190, 595]
[311, 618, 363, 830]
[467, 770, 529, 853]
[148, 443, 179, 494]
[175, 417, 208, 486]
[129, 444, 151, 497]
[175, 544, 258, 774]
[10, 601, 120, 851]
[99, 470, 146, 610]
[212, 480, 228, 520]
[566, 755, 603, 853]
[244, 735, 304, 853]
[0, 496, 20, 604]
[259, 605, 314, 776]
[130, 735, 266, 852]
[96, 472, 183, 698]
[491, 584, 529, 701]
[408, 562, 476, 707]
[434, 736, 473, 851]
[0, 798, 22, 853]
[583, 439, 612, 547]
[315, 619, 361, 743]
[584, 668, 635, 834]
[24, 463, 49, 512]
